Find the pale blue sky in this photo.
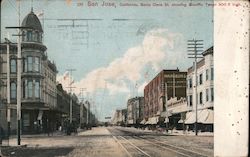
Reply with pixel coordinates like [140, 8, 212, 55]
[1, 0, 213, 121]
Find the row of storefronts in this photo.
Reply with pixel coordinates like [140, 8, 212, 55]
[112, 46, 214, 132]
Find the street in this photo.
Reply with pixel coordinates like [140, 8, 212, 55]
[0, 127, 213, 157]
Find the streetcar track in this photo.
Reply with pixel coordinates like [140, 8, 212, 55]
[134, 136, 208, 157]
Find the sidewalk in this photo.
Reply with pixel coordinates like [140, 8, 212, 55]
[120, 126, 214, 137]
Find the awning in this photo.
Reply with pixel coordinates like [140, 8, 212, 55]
[146, 117, 159, 124]
[164, 117, 169, 123]
[128, 119, 134, 124]
[184, 109, 214, 124]
[140, 119, 146, 124]
[37, 110, 43, 120]
[178, 119, 184, 123]
[201, 109, 214, 124]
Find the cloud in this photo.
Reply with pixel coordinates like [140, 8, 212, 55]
[57, 28, 184, 96]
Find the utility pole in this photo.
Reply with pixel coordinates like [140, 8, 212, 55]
[165, 82, 169, 133]
[79, 88, 86, 127]
[5, 1, 29, 145]
[187, 39, 203, 136]
[5, 38, 11, 144]
[173, 72, 175, 98]
[66, 69, 76, 124]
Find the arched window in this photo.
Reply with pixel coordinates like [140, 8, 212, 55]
[10, 58, 17, 73]
[10, 82, 17, 99]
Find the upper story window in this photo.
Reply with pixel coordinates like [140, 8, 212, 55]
[206, 69, 209, 80]
[34, 80, 40, 98]
[10, 58, 17, 73]
[27, 31, 32, 41]
[211, 87, 214, 102]
[189, 78, 192, 88]
[199, 92, 203, 104]
[199, 73, 203, 85]
[34, 57, 40, 72]
[206, 89, 209, 101]
[189, 95, 193, 106]
[24, 56, 41, 73]
[211, 67, 214, 80]
[27, 56, 33, 72]
[24, 30, 41, 42]
[27, 80, 33, 98]
[10, 82, 17, 99]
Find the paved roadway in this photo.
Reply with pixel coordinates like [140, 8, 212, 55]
[0, 127, 213, 157]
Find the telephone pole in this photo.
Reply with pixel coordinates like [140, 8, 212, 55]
[79, 88, 86, 127]
[165, 82, 169, 133]
[66, 69, 76, 124]
[187, 39, 203, 136]
[5, 38, 11, 144]
[5, 1, 30, 145]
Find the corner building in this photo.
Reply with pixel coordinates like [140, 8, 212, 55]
[0, 10, 57, 134]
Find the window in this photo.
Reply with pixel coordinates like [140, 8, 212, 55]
[10, 82, 17, 99]
[189, 95, 193, 106]
[189, 78, 192, 88]
[211, 88, 214, 101]
[22, 81, 26, 98]
[34, 57, 40, 72]
[10, 59, 17, 73]
[35, 80, 40, 98]
[36, 32, 40, 42]
[27, 57, 33, 72]
[199, 73, 203, 85]
[206, 69, 209, 80]
[199, 92, 203, 104]
[211, 68, 214, 80]
[28, 80, 33, 98]
[206, 89, 209, 102]
[27, 31, 32, 41]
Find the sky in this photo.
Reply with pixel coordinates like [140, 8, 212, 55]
[1, 0, 213, 121]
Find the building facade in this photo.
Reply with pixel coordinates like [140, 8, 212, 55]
[112, 109, 127, 126]
[144, 69, 187, 125]
[185, 46, 214, 131]
[0, 10, 57, 134]
[127, 97, 144, 126]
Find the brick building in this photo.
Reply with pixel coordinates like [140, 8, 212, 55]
[144, 69, 187, 125]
